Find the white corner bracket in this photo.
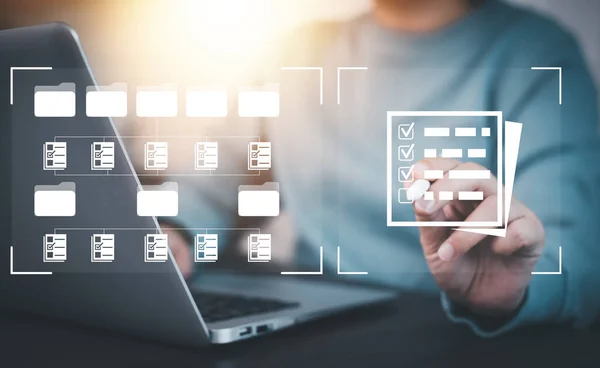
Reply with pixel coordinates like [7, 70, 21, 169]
[10, 246, 52, 275]
[337, 67, 368, 105]
[281, 246, 324, 275]
[531, 246, 563, 275]
[337, 246, 368, 275]
[281, 67, 324, 105]
[531, 67, 562, 105]
[10, 66, 53, 105]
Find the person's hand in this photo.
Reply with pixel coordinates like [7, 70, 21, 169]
[405, 158, 545, 316]
[160, 223, 193, 279]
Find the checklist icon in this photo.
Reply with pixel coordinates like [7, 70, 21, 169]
[145, 142, 168, 170]
[398, 144, 415, 161]
[91, 142, 115, 170]
[195, 234, 218, 262]
[145, 234, 169, 262]
[248, 142, 272, 170]
[398, 122, 415, 140]
[43, 234, 67, 262]
[398, 166, 415, 183]
[91, 234, 115, 262]
[195, 142, 218, 170]
[247, 234, 271, 262]
[43, 142, 67, 170]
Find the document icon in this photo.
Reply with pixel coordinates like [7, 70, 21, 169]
[145, 142, 168, 170]
[195, 142, 218, 170]
[248, 142, 271, 170]
[91, 142, 115, 170]
[195, 234, 218, 262]
[186, 88, 228, 117]
[86, 83, 128, 117]
[34, 82, 76, 117]
[238, 182, 280, 217]
[43, 234, 67, 263]
[136, 84, 178, 117]
[91, 234, 115, 262]
[34, 182, 76, 217]
[238, 84, 280, 117]
[43, 142, 67, 170]
[137, 182, 178, 217]
[248, 234, 271, 262]
[145, 234, 169, 262]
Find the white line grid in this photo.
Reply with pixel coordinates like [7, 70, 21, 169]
[281, 67, 324, 105]
[387, 111, 503, 227]
[281, 246, 323, 275]
[531, 67, 562, 105]
[51, 135, 263, 178]
[337, 247, 368, 275]
[337, 67, 368, 105]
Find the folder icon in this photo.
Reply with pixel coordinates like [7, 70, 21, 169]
[34, 182, 76, 217]
[186, 87, 228, 117]
[136, 84, 178, 117]
[34, 83, 76, 117]
[137, 182, 179, 217]
[86, 83, 128, 117]
[238, 84, 280, 117]
[238, 182, 280, 217]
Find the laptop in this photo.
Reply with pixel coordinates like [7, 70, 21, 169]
[0, 23, 395, 346]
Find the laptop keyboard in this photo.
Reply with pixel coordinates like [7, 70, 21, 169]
[192, 290, 300, 323]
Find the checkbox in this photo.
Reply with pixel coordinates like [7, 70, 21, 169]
[94, 152, 102, 158]
[398, 188, 414, 204]
[252, 244, 258, 250]
[198, 152, 205, 158]
[251, 151, 259, 158]
[47, 243, 55, 250]
[46, 151, 55, 158]
[398, 144, 415, 161]
[197, 243, 205, 250]
[398, 166, 415, 183]
[398, 122, 415, 140]
[148, 152, 155, 158]
[95, 243, 102, 250]
[148, 243, 155, 250]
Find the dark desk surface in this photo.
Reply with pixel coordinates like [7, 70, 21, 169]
[2, 293, 600, 368]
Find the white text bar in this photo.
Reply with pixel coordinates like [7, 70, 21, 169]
[458, 191, 484, 200]
[455, 127, 476, 137]
[448, 170, 491, 179]
[424, 170, 444, 179]
[468, 149, 486, 158]
[441, 149, 462, 158]
[424, 127, 450, 137]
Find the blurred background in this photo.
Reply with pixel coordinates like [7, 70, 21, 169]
[2, 0, 599, 85]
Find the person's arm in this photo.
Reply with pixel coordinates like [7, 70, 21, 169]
[441, 29, 600, 335]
